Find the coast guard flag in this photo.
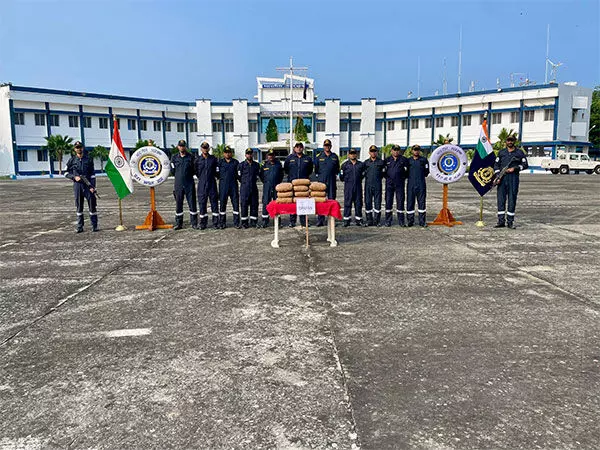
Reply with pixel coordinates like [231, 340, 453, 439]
[105, 118, 134, 199]
[303, 79, 308, 100]
[468, 119, 496, 196]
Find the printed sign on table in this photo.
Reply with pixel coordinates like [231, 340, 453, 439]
[296, 198, 316, 215]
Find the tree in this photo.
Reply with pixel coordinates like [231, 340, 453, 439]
[89, 145, 109, 171]
[590, 86, 600, 148]
[211, 143, 235, 159]
[42, 135, 73, 175]
[266, 118, 278, 142]
[493, 128, 519, 154]
[432, 133, 454, 147]
[293, 116, 309, 143]
[134, 139, 154, 150]
[380, 144, 394, 158]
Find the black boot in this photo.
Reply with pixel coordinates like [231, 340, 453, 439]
[343, 219, 350, 227]
[212, 214, 219, 228]
[260, 217, 269, 228]
[90, 214, 99, 232]
[507, 220, 516, 229]
[316, 215, 325, 227]
[233, 214, 241, 229]
[366, 212, 374, 227]
[494, 214, 506, 228]
[200, 216, 208, 230]
[190, 214, 199, 229]
[418, 212, 427, 227]
[356, 218, 364, 227]
[76, 214, 84, 233]
[397, 212, 406, 227]
[384, 212, 392, 227]
[407, 214, 415, 227]
[219, 214, 226, 229]
[242, 219, 249, 229]
[174, 215, 183, 230]
[374, 212, 381, 227]
[250, 218, 258, 228]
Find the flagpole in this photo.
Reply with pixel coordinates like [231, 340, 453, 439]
[475, 196, 485, 227]
[115, 198, 126, 231]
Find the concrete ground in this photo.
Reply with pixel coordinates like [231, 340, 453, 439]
[0, 174, 599, 449]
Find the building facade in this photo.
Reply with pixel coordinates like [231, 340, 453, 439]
[0, 76, 593, 177]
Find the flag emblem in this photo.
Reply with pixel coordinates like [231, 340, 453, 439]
[114, 155, 125, 169]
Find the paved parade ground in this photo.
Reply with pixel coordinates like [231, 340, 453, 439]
[1, 174, 599, 449]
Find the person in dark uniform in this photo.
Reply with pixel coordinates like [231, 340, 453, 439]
[406, 144, 429, 227]
[314, 138, 340, 227]
[216, 146, 240, 229]
[494, 135, 529, 228]
[65, 141, 98, 233]
[259, 149, 283, 228]
[384, 144, 409, 226]
[195, 141, 219, 230]
[339, 148, 365, 227]
[363, 145, 386, 226]
[170, 139, 198, 230]
[283, 142, 313, 227]
[238, 148, 261, 228]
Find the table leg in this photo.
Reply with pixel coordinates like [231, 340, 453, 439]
[329, 216, 338, 247]
[271, 215, 280, 248]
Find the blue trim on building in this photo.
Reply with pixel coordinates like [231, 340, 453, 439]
[162, 112, 168, 148]
[8, 99, 19, 178]
[406, 110, 411, 147]
[348, 113, 352, 150]
[552, 97, 559, 158]
[383, 112, 387, 146]
[44, 102, 54, 176]
[518, 100, 524, 142]
[136, 109, 142, 141]
[487, 102, 493, 139]
[79, 105, 85, 148]
[430, 108, 435, 145]
[108, 107, 114, 141]
[457, 106, 462, 145]
[13, 107, 46, 114]
[523, 105, 555, 111]
[220, 114, 225, 143]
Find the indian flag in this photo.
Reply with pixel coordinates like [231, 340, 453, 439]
[476, 119, 494, 159]
[105, 118, 134, 199]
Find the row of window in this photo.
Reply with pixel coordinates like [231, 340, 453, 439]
[14, 113, 197, 132]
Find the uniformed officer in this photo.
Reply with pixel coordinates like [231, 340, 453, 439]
[170, 139, 198, 230]
[339, 148, 365, 227]
[259, 149, 283, 227]
[406, 144, 429, 227]
[314, 138, 340, 226]
[493, 135, 529, 228]
[238, 148, 261, 228]
[65, 141, 98, 233]
[283, 142, 314, 227]
[195, 141, 219, 230]
[216, 146, 240, 229]
[384, 144, 409, 226]
[363, 145, 386, 226]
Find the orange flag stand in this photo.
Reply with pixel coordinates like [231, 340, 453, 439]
[136, 187, 173, 231]
[428, 183, 463, 227]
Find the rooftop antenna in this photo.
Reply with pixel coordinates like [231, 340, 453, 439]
[442, 58, 448, 95]
[276, 57, 307, 154]
[458, 26, 462, 94]
[496, 77, 501, 89]
[469, 80, 476, 92]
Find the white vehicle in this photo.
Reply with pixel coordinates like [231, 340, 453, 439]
[541, 153, 600, 175]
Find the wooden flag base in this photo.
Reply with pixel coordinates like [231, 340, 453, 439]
[136, 187, 173, 231]
[428, 184, 463, 227]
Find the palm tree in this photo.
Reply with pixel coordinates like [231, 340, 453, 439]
[493, 128, 519, 154]
[380, 144, 394, 158]
[432, 133, 454, 147]
[89, 145, 109, 171]
[43, 135, 73, 175]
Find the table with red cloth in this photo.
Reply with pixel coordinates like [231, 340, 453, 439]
[266, 199, 342, 248]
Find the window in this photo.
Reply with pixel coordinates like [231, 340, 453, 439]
[492, 113, 502, 124]
[165, 121, 171, 132]
[400, 119, 408, 130]
[153, 121, 161, 131]
[524, 110, 535, 122]
[17, 150, 28, 162]
[68, 115, 79, 128]
[544, 109, 553, 121]
[375, 121, 383, 131]
[425, 118, 432, 128]
[510, 111, 519, 123]
[569, 154, 578, 160]
[316, 122, 325, 132]
[37, 149, 48, 162]
[14, 112, 25, 125]
[177, 122, 185, 133]
[189, 122, 197, 132]
[387, 121, 395, 131]
[435, 117, 444, 127]
[35, 113, 46, 126]
[212, 121, 222, 132]
[451, 116, 459, 127]
[411, 119, 419, 129]
[350, 122, 360, 132]
[462, 115, 472, 126]
[127, 119, 136, 130]
[340, 122, 348, 132]
[140, 120, 147, 131]
[49, 115, 59, 127]
[224, 119, 234, 132]
[83, 117, 92, 128]
[99, 117, 109, 129]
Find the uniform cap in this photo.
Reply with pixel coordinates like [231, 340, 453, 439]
[245, 148, 253, 154]
[178, 139, 187, 147]
[391, 145, 401, 151]
[224, 145, 232, 153]
[201, 141, 210, 149]
[369, 145, 378, 152]
[294, 142, 304, 148]
[323, 139, 332, 146]
[412, 144, 421, 151]
[267, 149, 275, 155]
[74, 141, 83, 148]
[506, 136, 516, 142]
[348, 148, 358, 154]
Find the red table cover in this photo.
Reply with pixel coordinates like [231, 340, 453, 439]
[266, 199, 342, 220]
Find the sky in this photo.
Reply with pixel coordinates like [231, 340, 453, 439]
[1, 0, 598, 102]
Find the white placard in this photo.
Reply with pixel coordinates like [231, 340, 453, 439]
[130, 146, 171, 187]
[296, 198, 316, 215]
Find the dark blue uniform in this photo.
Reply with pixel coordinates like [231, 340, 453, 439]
[238, 159, 261, 228]
[494, 148, 528, 226]
[195, 153, 219, 229]
[170, 152, 198, 229]
[65, 153, 97, 232]
[314, 151, 340, 226]
[216, 158, 240, 228]
[339, 159, 365, 226]
[406, 156, 429, 226]
[284, 153, 313, 226]
[384, 155, 409, 226]
[259, 159, 284, 227]
[363, 157, 386, 226]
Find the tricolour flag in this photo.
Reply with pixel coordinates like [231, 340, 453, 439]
[105, 118, 134, 199]
[468, 119, 497, 196]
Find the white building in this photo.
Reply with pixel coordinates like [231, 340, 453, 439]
[0, 76, 593, 177]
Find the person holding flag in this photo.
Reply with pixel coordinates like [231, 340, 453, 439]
[105, 117, 134, 230]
